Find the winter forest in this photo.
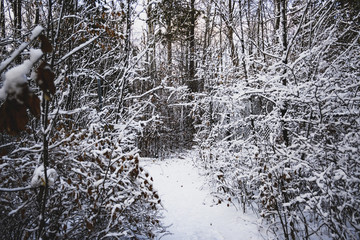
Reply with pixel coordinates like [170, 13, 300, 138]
[0, 0, 359, 239]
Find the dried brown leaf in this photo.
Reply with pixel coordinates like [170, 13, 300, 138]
[1, 100, 29, 135]
[85, 219, 94, 231]
[24, 92, 41, 118]
[39, 34, 53, 53]
[36, 62, 56, 100]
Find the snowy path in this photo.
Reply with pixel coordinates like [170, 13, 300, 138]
[144, 157, 267, 240]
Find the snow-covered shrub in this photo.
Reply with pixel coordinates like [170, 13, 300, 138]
[0, 3, 166, 238]
[47, 111, 164, 239]
[0, 89, 164, 239]
[194, 1, 360, 239]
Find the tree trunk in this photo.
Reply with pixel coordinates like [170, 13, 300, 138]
[12, 0, 22, 64]
[35, 0, 40, 25]
[39, 0, 53, 236]
[166, 15, 172, 65]
[0, 0, 5, 37]
[17, 0, 21, 32]
[238, 0, 248, 81]
[246, 0, 253, 56]
[219, 15, 223, 74]
[274, 0, 281, 31]
[260, 0, 266, 62]
[280, 0, 289, 147]
[14, 0, 22, 64]
[202, 4, 211, 65]
[116, 0, 132, 124]
[280, 2, 293, 238]
[147, 1, 156, 79]
[227, 0, 239, 69]
[188, 0, 197, 92]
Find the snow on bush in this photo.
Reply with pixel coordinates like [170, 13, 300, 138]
[0, 49, 43, 101]
[30, 165, 58, 187]
[194, 2, 360, 239]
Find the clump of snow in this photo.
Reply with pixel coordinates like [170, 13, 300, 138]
[0, 67, 27, 100]
[0, 25, 44, 74]
[30, 26, 44, 40]
[93, 179, 104, 188]
[0, 48, 43, 101]
[31, 165, 58, 187]
[29, 48, 43, 62]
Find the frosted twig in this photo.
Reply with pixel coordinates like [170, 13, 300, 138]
[55, 36, 99, 65]
[0, 186, 33, 192]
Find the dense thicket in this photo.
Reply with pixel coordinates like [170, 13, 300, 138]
[0, 0, 359, 239]
[0, 0, 166, 238]
[194, 0, 360, 239]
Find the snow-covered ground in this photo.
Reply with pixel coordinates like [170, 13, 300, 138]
[144, 156, 269, 240]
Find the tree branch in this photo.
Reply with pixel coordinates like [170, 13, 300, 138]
[0, 25, 44, 74]
[0, 186, 34, 192]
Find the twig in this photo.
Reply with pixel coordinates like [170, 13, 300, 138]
[0, 186, 34, 192]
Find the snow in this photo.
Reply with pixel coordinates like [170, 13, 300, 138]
[55, 36, 99, 65]
[30, 26, 44, 40]
[30, 165, 58, 187]
[93, 179, 104, 188]
[144, 156, 268, 240]
[0, 48, 43, 100]
[0, 25, 44, 74]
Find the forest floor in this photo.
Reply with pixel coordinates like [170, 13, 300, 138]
[144, 153, 269, 240]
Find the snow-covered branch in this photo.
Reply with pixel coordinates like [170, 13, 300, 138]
[55, 36, 99, 65]
[0, 186, 34, 192]
[0, 26, 44, 74]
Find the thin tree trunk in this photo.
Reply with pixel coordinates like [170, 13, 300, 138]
[51, 0, 65, 67]
[281, 0, 288, 62]
[219, 15, 223, 74]
[12, 1, 17, 31]
[280, 2, 293, 238]
[202, 4, 211, 65]
[227, 0, 239, 69]
[238, 0, 248, 81]
[147, 1, 156, 79]
[189, 0, 195, 79]
[246, 0, 253, 56]
[35, 0, 40, 25]
[280, 0, 289, 147]
[274, 0, 281, 31]
[260, 0, 266, 62]
[202, 4, 213, 91]
[116, 0, 132, 124]
[166, 16, 172, 65]
[12, 0, 22, 64]
[188, 0, 197, 92]
[17, 0, 21, 32]
[0, 0, 5, 37]
[38, 0, 54, 236]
